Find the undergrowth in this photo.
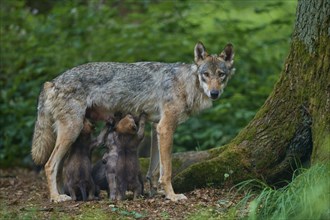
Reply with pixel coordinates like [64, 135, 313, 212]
[239, 164, 330, 220]
[188, 163, 330, 220]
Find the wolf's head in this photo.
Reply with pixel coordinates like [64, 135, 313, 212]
[194, 42, 235, 100]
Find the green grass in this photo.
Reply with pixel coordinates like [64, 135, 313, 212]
[188, 164, 330, 220]
[240, 164, 330, 220]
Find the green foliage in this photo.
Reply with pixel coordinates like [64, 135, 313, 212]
[188, 164, 330, 220]
[236, 164, 330, 220]
[110, 205, 145, 219]
[0, 0, 297, 166]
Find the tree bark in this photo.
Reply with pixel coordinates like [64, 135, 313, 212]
[171, 0, 330, 192]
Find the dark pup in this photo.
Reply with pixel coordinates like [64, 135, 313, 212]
[92, 113, 146, 200]
[62, 119, 96, 201]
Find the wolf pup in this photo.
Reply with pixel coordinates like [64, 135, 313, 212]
[62, 118, 96, 201]
[113, 113, 145, 200]
[92, 113, 145, 200]
[31, 42, 235, 202]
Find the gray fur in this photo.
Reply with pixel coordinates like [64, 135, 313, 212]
[50, 62, 211, 122]
[30, 42, 235, 202]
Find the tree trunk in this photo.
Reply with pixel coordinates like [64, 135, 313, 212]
[171, 0, 330, 193]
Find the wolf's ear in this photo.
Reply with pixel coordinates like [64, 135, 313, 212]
[194, 42, 208, 64]
[219, 43, 234, 64]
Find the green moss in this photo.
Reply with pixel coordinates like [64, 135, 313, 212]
[172, 157, 183, 172]
[290, 36, 330, 164]
[312, 133, 330, 163]
[208, 144, 229, 158]
[173, 148, 252, 192]
[232, 125, 258, 145]
[77, 205, 114, 220]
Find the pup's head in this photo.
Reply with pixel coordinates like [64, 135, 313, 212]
[115, 114, 138, 135]
[194, 42, 235, 100]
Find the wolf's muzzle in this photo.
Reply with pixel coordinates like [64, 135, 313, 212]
[210, 90, 220, 99]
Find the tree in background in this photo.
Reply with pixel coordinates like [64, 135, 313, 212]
[173, 0, 329, 191]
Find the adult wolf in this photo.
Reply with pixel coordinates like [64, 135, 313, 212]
[31, 42, 235, 202]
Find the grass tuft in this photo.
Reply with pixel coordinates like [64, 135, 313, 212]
[239, 164, 330, 220]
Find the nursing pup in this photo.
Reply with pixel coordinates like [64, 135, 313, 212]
[92, 114, 145, 200]
[62, 119, 96, 201]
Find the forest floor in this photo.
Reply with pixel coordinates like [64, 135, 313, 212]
[0, 168, 249, 219]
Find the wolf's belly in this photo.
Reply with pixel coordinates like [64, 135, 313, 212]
[86, 101, 161, 123]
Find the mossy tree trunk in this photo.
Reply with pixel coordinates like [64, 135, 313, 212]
[172, 0, 330, 192]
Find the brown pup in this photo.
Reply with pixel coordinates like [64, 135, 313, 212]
[92, 113, 146, 200]
[62, 119, 96, 201]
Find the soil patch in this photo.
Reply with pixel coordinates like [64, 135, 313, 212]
[0, 168, 246, 219]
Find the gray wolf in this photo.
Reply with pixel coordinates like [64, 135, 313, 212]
[31, 42, 235, 202]
[92, 113, 145, 200]
[62, 118, 96, 201]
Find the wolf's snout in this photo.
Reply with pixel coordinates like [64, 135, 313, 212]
[210, 90, 219, 99]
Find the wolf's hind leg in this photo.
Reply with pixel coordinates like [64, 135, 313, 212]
[45, 117, 84, 203]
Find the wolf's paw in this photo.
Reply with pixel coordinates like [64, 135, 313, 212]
[166, 193, 187, 202]
[50, 194, 72, 203]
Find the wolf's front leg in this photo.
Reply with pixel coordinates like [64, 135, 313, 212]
[157, 109, 187, 202]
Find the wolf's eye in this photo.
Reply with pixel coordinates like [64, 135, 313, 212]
[203, 72, 210, 78]
[217, 70, 226, 77]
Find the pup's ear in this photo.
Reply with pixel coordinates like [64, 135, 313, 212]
[219, 43, 234, 64]
[194, 42, 208, 64]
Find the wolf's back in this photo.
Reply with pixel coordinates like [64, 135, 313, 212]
[31, 82, 56, 165]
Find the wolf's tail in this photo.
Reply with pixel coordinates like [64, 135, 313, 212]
[31, 82, 56, 165]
